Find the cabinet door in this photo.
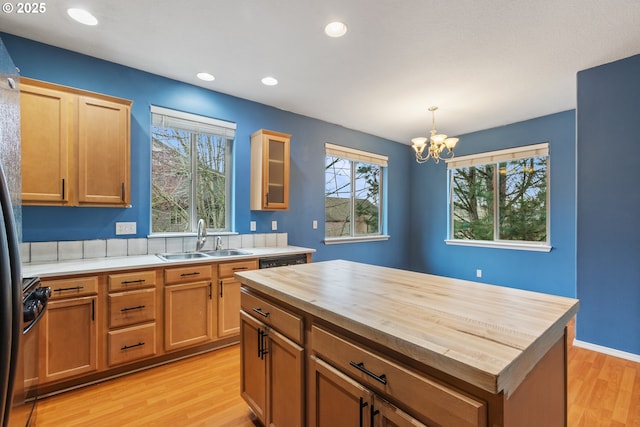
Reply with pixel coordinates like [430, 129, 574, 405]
[20, 83, 72, 204]
[217, 277, 241, 337]
[264, 134, 289, 209]
[310, 355, 373, 427]
[374, 395, 428, 427]
[77, 95, 130, 206]
[267, 328, 304, 427]
[250, 129, 290, 210]
[40, 296, 98, 383]
[240, 311, 267, 425]
[164, 281, 214, 351]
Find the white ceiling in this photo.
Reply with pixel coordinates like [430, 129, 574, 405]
[2, 0, 640, 144]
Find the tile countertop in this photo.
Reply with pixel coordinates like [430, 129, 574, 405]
[22, 246, 315, 278]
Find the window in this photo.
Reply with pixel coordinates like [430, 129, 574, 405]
[151, 106, 235, 234]
[447, 143, 550, 251]
[324, 143, 388, 243]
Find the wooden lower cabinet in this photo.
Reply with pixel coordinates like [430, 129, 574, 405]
[217, 259, 257, 338]
[240, 311, 304, 427]
[164, 280, 214, 351]
[40, 296, 98, 383]
[310, 355, 426, 427]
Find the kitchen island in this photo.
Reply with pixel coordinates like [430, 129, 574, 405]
[235, 259, 579, 427]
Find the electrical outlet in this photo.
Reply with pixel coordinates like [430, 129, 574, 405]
[271, 220, 278, 231]
[250, 221, 256, 231]
[476, 269, 482, 278]
[312, 220, 318, 229]
[115, 222, 137, 235]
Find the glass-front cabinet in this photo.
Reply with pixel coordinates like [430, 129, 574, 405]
[250, 129, 290, 210]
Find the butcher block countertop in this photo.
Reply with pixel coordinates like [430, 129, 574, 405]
[235, 259, 579, 397]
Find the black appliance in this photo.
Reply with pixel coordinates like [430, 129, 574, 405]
[258, 253, 308, 269]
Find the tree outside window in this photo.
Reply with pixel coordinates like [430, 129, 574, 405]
[325, 153, 382, 238]
[450, 147, 548, 245]
[151, 107, 234, 233]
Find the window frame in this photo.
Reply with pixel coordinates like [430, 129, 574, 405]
[149, 106, 235, 236]
[445, 143, 551, 252]
[324, 143, 389, 245]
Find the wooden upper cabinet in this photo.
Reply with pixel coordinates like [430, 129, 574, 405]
[20, 82, 72, 204]
[77, 95, 130, 206]
[20, 78, 132, 207]
[250, 129, 290, 210]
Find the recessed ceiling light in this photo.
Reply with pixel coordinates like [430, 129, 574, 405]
[324, 21, 347, 38]
[67, 8, 98, 26]
[261, 76, 278, 86]
[196, 72, 215, 82]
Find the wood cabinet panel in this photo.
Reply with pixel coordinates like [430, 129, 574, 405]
[164, 281, 214, 351]
[108, 270, 156, 292]
[40, 296, 98, 383]
[241, 289, 303, 344]
[107, 323, 157, 366]
[20, 82, 72, 204]
[20, 78, 132, 207]
[44, 276, 99, 300]
[311, 325, 486, 427]
[250, 129, 290, 210]
[108, 288, 156, 328]
[164, 264, 212, 285]
[217, 277, 241, 338]
[219, 259, 258, 278]
[77, 95, 130, 205]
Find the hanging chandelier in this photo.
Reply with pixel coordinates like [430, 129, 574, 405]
[411, 106, 459, 163]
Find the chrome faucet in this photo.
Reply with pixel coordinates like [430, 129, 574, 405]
[195, 218, 207, 252]
[215, 236, 223, 251]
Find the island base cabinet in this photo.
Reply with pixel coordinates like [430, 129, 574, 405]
[240, 311, 304, 427]
[310, 356, 427, 427]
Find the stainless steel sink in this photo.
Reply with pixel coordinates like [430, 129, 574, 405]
[201, 249, 252, 257]
[156, 252, 211, 261]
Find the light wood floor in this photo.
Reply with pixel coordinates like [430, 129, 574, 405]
[35, 344, 640, 427]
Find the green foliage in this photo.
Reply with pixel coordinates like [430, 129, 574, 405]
[451, 156, 547, 242]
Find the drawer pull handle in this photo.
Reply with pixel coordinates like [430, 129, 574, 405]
[121, 342, 145, 351]
[180, 272, 201, 277]
[121, 279, 145, 285]
[232, 266, 249, 271]
[120, 305, 145, 312]
[349, 361, 387, 385]
[252, 307, 270, 318]
[54, 285, 84, 292]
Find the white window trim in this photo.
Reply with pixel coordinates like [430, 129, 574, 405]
[324, 235, 390, 245]
[324, 143, 388, 242]
[447, 143, 551, 252]
[444, 239, 552, 252]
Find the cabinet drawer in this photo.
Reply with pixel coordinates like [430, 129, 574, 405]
[108, 288, 156, 328]
[44, 276, 99, 300]
[108, 323, 157, 366]
[241, 289, 303, 345]
[219, 259, 258, 278]
[164, 264, 212, 285]
[311, 326, 486, 427]
[108, 270, 156, 291]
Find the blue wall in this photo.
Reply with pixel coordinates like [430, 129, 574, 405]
[577, 54, 640, 355]
[409, 111, 577, 298]
[1, 33, 412, 269]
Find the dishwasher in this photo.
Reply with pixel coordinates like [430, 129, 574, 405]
[258, 253, 308, 269]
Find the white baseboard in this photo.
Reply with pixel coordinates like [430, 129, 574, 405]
[573, 339, 640, 363]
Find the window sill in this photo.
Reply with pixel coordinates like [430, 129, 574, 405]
[444, 239, 552, 252]
[324, 235, 390, 245]
[149, 231, 237, 238]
